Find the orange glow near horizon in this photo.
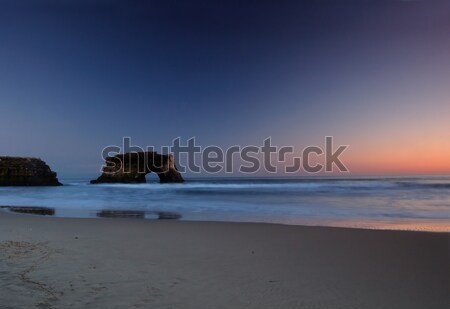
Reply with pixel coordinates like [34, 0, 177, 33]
[341, 136, 450, 175]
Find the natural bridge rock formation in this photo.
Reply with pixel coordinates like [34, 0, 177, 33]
[90, 152, 184, 184]
[0, 157, 62, 186]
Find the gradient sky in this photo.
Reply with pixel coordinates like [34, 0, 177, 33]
[1, 0, 449, 178]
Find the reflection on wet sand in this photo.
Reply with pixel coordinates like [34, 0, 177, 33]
[0, 206, 55, 216]
[156, 212, 181, 220]
[96, 210, 181, 220]
[97, 210, 145, 219]
[0, 206, 181, 221]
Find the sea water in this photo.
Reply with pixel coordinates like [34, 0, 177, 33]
[0, 176, 449, 231]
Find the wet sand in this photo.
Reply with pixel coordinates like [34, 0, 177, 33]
[0, 211, 448, 309]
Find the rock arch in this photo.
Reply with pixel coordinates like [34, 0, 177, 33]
[90, 152, 184, 184]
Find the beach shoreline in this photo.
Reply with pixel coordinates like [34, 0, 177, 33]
[0, 211, 448, 309]
[1, 206, 449, 233]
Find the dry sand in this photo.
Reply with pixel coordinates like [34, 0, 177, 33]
[0, 211, 448, 309]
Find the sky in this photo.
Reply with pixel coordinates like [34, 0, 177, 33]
[0, 0, 449, 178]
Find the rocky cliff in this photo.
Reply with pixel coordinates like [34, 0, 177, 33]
[90, 152, 184, 184]
[0, 157, 62, 186]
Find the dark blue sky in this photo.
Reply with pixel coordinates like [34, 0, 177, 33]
[1, 0, 449, 177]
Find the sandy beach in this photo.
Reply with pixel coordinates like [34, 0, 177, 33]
[0, 211, 448, 309]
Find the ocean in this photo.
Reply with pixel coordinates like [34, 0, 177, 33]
[1, 176, 449, 231]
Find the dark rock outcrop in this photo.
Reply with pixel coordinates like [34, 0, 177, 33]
[90, 152, 184, 184]
[0, 157, 62, 186]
